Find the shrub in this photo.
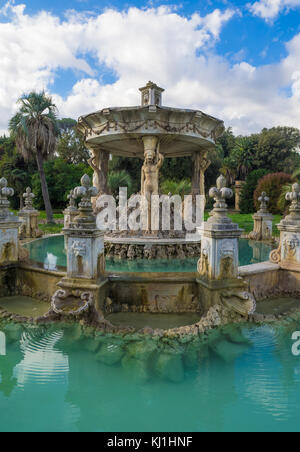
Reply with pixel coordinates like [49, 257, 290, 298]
[239, 169, 269, 214]
[161, 179, 192, 198]
[254, 172, 292, 214]
[108, 170, 133, 198]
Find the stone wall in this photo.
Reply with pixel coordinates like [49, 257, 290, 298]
[106, 274, 202, 314]
[16, 265, 64, 303]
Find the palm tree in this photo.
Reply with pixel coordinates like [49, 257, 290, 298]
[161, 179, 192, 198]
[108, 170, 133, 198]
[9, 92, 58, 223]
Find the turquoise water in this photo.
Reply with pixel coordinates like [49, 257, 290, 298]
[24, 235, 274, 272]
[0, 320, 300, 432]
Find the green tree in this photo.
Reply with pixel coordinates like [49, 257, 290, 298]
[255, 127, 300, 173]
[216, 127, 236, 158]
[9, 92, 59, 223]
[221, 135, 258, 183]
[56, 118, 90, 165]
[108, 170, 133, 198]
[109, 156, 142, 193]
[239, 169, 269, 214]
[254, 172, 292, 214]
[161, 179, 191, 198]
[32, 158, 92, 210]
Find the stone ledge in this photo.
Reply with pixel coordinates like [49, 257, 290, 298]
[239, 261, 280, 276]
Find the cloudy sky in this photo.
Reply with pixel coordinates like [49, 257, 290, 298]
[1, 0, 300, 135]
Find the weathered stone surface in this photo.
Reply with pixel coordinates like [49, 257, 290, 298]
[121, 355, 150, 384]
[126, 340, 157, 361]
[96, 341, 124, 365]
[210, 338, 251, 363]
[248, 192, 273, 241]
[155, 353, 184, 383]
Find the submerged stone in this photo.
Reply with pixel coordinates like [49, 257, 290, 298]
[83, 336, 104, 353]
[155, 353, 184, 383]
[211, 339, 251, 363]
[126, 340, 157, 361]
[121, 355, 150, 384]
[96, 341, 124, 365]
[2, 323, 23, 343]
[224, 326, 250, 345]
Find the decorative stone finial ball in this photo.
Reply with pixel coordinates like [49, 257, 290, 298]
[0, 177, 14, 198]
[81, 174, 91, 188]
[216, 174, 227, 190]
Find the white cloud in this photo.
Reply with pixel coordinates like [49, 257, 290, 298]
[249, 0, 300, 21]
[0, 1, 300, 137]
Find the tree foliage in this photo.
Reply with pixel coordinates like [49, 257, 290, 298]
[56, 118, 90, 165]
[239, 169, 269, 214]
[254, 172, 293, 214]
[9, 91, 59, 222]
[31, 158, 92, 210]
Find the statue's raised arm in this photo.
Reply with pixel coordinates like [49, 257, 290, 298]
[157, 151, 164, 169]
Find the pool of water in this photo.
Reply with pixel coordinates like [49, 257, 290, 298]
[0, 313, 300, 432]
[24, 235, 274, 272]
[0, 297, 49, 317]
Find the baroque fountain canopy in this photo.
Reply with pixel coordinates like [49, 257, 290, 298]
[77, 81, 225, 158]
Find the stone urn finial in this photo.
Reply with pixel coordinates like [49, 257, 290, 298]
[0, 177, 14, 216]
[73, 174, 99, 228]
[23, 187, 35, 211]
[258, 192, 269, 213]
[209, 175, 233, 210]
[286, 183, 300, 211]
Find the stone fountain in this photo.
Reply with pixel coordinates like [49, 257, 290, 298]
[77, 82, 225, 259]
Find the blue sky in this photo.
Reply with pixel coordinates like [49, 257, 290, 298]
[1, 0, 300, 134]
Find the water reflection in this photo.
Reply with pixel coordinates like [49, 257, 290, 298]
[0, 321, 300, 432]
[44, 253, 58, 271]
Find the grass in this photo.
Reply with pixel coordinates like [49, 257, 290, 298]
[204, 212, 282, 236]
[38, 211, 64, 220]
[38, 223, 64, 234]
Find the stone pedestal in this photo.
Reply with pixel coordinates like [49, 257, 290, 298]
[19, 210, 41, 239]
[0, 178, 22, 265]
[270, 183, 300, 271]
[63, 190, 79, 248]
[56, 175, 107, 318]
[249, 192, 273, 241]
[18, 188, 42, 240]
[197, 175, 255, 317]
[63, 175, 105, 282]
[63, 207, 79, 230]
[235, 180, 245, 212]
[64, 229, 105, 281]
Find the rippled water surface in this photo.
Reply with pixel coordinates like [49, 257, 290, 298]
[24, 235, 274, 272]
[1, 319, 300, 432]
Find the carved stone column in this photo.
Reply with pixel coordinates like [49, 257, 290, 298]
[270, 183, 300, 270]
[192, 151, 211, 196]
[87, 144, 109, 195]
[248, 192, 273, 241]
